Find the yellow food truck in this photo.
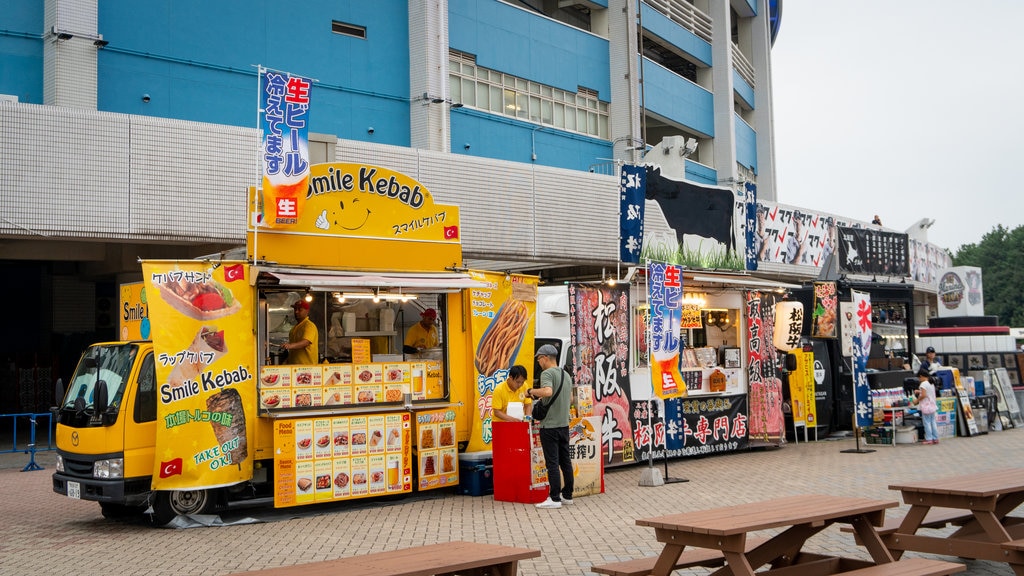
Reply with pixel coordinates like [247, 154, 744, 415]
[51, 163, 537, 524]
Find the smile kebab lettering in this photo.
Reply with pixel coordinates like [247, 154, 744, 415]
[306, 166, 424, 209]
[159, 364, 251, 404]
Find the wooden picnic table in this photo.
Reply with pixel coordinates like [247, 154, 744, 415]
[630, 494, 962, 576]
[886, 467, 1024, 575]
[225, 540, 541, 576]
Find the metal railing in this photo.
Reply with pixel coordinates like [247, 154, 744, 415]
[1, 412, 55, 470]
[644, 0, 713, 43]
[732, 42, 756, 88]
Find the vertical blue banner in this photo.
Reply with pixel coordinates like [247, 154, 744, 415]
[744, 181, 758, 271]
[851, 290, 874, 427]
[259, 68, 312, 227]
[619, 165, 645, 264]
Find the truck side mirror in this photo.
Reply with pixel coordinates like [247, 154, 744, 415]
[94, 380, 109, 415]
[54, 378, 65, 408]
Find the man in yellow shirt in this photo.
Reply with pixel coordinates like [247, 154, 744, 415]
[283, 300, 318, 364]
[492, 365, 532, 422]
[404, 308, 438, 353]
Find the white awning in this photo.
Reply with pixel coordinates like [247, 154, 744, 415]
[256, 266, 490, 291]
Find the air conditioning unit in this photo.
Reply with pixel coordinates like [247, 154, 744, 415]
[0, 94, 19, 104]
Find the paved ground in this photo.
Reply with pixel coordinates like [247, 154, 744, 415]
[1, 429, 1020, 576]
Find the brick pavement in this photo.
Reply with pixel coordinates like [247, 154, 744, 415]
[0, 430, 1019, 576]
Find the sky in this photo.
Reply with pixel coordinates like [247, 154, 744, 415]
[770, 1, 1024, 254]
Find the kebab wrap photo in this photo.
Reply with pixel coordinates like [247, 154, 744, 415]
[168, 326, 228, 388]
[206, 388, 248, 465]
[158, 276, 241, 321]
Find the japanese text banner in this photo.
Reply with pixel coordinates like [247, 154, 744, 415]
[466, 271, 537, 452]
[648, 263, 686, 399]
[260, 68, 312, 228]
[143, 261, 256, 490]
[851, 290, 873, 427]
[569, 283, 632, 466]
[619, 165, 645, 264]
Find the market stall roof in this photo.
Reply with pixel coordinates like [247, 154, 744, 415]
[255, 266, 491, 291]
[686, 271, 803, 291]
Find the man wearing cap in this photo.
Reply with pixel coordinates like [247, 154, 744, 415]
[283, 300, 318, 365]
[921, 346, 939, 374]
[404, 308, 439, 353]
[529, 343, 574, 509]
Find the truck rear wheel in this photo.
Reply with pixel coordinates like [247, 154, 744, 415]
[151, 489, 213, 526]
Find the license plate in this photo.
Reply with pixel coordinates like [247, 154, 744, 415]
[67, 481, 81, 499]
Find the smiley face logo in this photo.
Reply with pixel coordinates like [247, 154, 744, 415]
[333, 198, 371, 231]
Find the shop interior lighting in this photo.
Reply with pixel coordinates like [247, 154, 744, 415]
[324, 290, 416, 302]
[304, 289, 313, 303]
[703, 309, 731, 331]
[682, 292, 707, 308]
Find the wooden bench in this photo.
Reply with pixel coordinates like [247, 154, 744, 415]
[828, 558, 965, 576]
[841, 508, 974, 537]
[1001, 539, 1024, 552]
[225, 541, 541, 576]
[591, 537, 767, 576]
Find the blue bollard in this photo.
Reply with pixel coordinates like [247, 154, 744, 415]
[22, 416, 43, 472]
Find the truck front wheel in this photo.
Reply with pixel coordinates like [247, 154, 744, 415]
[151, 489, 213, 526]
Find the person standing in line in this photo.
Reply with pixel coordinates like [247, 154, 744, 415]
[492, 365, 532, 422]
[529, 344, 574, 509]
[912, 366, 939, 444]
[283, 300, 318, 364]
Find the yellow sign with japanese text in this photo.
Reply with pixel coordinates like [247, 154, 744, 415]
[143, 261, 256, 490]
[247, 163, 462, 271]
[466, 270, 538, 453]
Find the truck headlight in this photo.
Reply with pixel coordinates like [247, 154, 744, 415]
[55, 453, 64, 473]
[93, 458, 124, 479]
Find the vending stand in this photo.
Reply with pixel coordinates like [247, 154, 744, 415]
[51, 162, 541, 524]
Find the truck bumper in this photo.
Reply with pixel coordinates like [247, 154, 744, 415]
[52, 473, 152, 507]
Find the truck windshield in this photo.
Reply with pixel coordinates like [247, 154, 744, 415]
[60, 344, 138, 424]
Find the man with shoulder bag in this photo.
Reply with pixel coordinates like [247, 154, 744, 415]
[528, 344, 574, 509]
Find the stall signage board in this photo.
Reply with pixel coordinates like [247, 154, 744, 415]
[936, 397, 957, 438]
[273, 412, 412, 507]
[414, 408, 459, 491]
[118, 281, 150, 341]
[143, 261, 256, 490]
[247, 163, 462, 271]
[569, 416, 603, 497]
[466, 271, 538, 452]
[568, 283, 634, 466]
[948, 368, 979, 436]
[993, 368, 1024, 427]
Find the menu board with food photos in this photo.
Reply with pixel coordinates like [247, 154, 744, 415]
[415, 408, 458, 491]
[259, 362, 432, 410]
[273, 412, 412, 507]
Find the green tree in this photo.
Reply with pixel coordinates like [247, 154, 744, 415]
[952, 224, 1024, 326]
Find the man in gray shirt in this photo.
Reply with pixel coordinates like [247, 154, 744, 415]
[529, 344, 574, 509]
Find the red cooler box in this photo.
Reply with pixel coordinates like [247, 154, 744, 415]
[492, 421, 547, 503]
